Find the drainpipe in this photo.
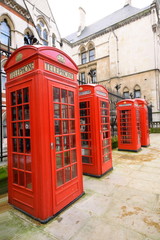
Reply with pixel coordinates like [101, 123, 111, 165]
[151, 2, 160, 111]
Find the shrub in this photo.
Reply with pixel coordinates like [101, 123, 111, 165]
[0, 166, 8, 194]
[112, 136, 118, 149]
[150, 128, 160, 133]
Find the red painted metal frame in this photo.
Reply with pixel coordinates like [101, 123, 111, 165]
[79, 84, 113, 177]
[5, 45, 83, 223]
[136, 98, 150, 147]
[116, 99, 141, 152]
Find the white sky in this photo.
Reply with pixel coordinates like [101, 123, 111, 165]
[48, 0, 153, 37]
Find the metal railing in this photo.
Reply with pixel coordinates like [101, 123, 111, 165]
[0, 45, 11, 162]
[77, 79, 124, 136]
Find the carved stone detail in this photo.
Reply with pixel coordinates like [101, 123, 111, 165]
[4, 0, 30, 19]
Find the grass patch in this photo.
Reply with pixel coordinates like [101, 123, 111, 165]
[0, 166, 8, 194]
[150, 128, 160, 133]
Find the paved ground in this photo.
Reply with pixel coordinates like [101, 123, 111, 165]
[0, 133, 160, 240]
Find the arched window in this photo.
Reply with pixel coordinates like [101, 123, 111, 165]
[123, 87, 129, 99]
[39, 20, 44, 27]
[36, 24, 41, 37]
[88, 43, 95, 62]
[0, 19, 11, 46]
[80, 46, 87, 64]
[43, 29, 48, 45]
[134, 85, 141, 98]
[36, 19, 48, 46]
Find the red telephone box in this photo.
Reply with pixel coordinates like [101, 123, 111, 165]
[5, 45, 83, 223]
[136, 99, 150, 147]
[79, 84, 113, 177]
[116, 99, 141, 152]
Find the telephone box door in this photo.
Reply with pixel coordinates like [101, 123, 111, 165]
[98, 98, 112, 174]
[48, 81, 82, 213]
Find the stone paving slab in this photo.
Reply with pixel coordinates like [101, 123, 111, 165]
[70, 217, 151, 240]
[0, 133, 160, 240]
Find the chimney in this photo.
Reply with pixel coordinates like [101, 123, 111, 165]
[124, 0, 131, 6]
[77, 7, 86, 36]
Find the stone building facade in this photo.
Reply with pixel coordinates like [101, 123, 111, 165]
[64, 0, 160, 121]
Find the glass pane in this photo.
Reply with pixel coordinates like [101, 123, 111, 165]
[57, 170, 64, 187]
[82, 149, 91, 156]
[18, 138, 24, 153]
[103, 132, 109, 139]
[80, 102, 87, 109]
[70, 120, 75, 133]
[55, 137, 62, 152]
[101, 101, 107, 108]
[80, 109, 87, 116]
[102, 117, 107, 123]
[54, 104, 60, 118]
[13, 154, 18, 168]
[80, 117, 90, 124]
[104, 154, 110, 162]
[81, 141, 90, 147]
[19, 171, 25, 186]
[18, 122, 23, 136]
[63, 136, 69, 149]
[82, 156, 92, 163]
[103, 147, 110, 155]
[13, 138, 17, 152]
[56, 153, 63, 169]
[72, 164, 77, 179]
[63, 120, 69, 134]
[13, 170, 18, 184]
[61, 89, 67, 103]
[55, 120, 61, 135]
[25, 139, 31, 153]
[70, 135, 76, 148]
[103, 138, 109, 146]
[68, 91, 74, 104]
[26, 173, 32, 189]
[1, 34, 10, 46]
[26, 155, 31, 171]
[12, 123, 17, 136]
[81, 125, 90, 132]
[1, 21, 10, 34]
[17, 90, 22, 104]
[11, 92, 16, 105]
[62, 105, 68, 118]
[71, 149, 76, 163]
[101, 109, 107, 115]
[69, 106, 74, 118]
[12, 107, 16, 121]
[102, 124, 108, 131]
[53, 87, 60, 102]
[23, 88, 29, 103]
[64, 151, 70, 166]
[19, 155, 25, 169]
[25, 122, 30, 136]
[81, 133, 89, 140]
[18, 106, 22, 120]
[24, 105, 30, 120]
[65, 167, 71, 182]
